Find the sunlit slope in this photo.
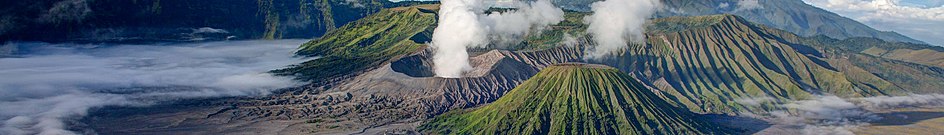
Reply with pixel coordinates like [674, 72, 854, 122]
[597, 14, 944, 114]
[270, 4, 944, 118]
[420, 64, 729, 135]
[272, 5, 438, 82]
[803, 37, 944, 68]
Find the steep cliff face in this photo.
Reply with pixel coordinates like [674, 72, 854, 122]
[421, 64, 730, 135]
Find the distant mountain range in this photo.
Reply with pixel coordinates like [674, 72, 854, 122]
[1, 0, 929, 46]
[85, 4, 944, 134]
[554, 0, 928, 45]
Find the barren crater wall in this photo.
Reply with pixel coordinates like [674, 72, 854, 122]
[391, 50, 435, 77]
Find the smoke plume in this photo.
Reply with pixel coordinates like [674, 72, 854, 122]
[582, 0, 660, 60]
[431, 0, 564, 78]
[0, 40, 308, 135]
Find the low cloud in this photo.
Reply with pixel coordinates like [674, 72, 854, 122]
[855, 94, 944, 110]
[561, 33, 579, 47]
[735, 0, 763, 12]
[718, 2, 731, 9]
[481, 0, 565, 46]
[193, 27, 229, 34]
[0, 40, 308, 135]
[342, 0, 367, 8]
[738, 94, 944, 134]
[185, 27, 234, 41]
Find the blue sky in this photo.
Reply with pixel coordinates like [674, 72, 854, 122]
[900, 0, 944, 7]
[802, 0, 944, 46]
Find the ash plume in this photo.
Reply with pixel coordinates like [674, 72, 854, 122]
[582, 0, 661, 60]
[430, 0, 564, 78]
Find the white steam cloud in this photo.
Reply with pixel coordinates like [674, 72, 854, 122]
[431, 0, 564, 78]
[738, 94, 944, 134]
[0, 40, 308, 135]
[481, 0, 565, 46]
[583, 0, 661, 60]
[431, 0, 489, 78]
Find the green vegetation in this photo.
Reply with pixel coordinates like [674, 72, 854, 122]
[420, 64, 729, 135]
[272, 5, 437, 82]
[647, 15, 727, 33]
[799, 36, 944, 68]
[620, 14, 944, 114]
[629, 14, 837, 113]
[512, 12, 589, 51]
[273, 4, 944, 117]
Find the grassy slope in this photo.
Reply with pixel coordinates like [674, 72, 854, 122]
[802, 37, 944, 68]
[608, 14, 944, 114]
[420, 64, 729, 135]
[272, 5, 437, 82]
[754, 18, 944, 94]
[513, 12, 589, 51]
[521, 11, 943, 100]
[274, 4, 943, 115]
[628, 15, 851, 113]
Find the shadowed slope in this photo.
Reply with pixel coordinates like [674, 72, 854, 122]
[420, 64, 729, 135]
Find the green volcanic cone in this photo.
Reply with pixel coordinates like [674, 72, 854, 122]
[420, 64, 729, 135]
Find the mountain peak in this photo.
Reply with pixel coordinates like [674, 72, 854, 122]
[420, 64, 729, 134]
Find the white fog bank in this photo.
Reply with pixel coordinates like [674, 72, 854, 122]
[0, 40, 309, 135]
